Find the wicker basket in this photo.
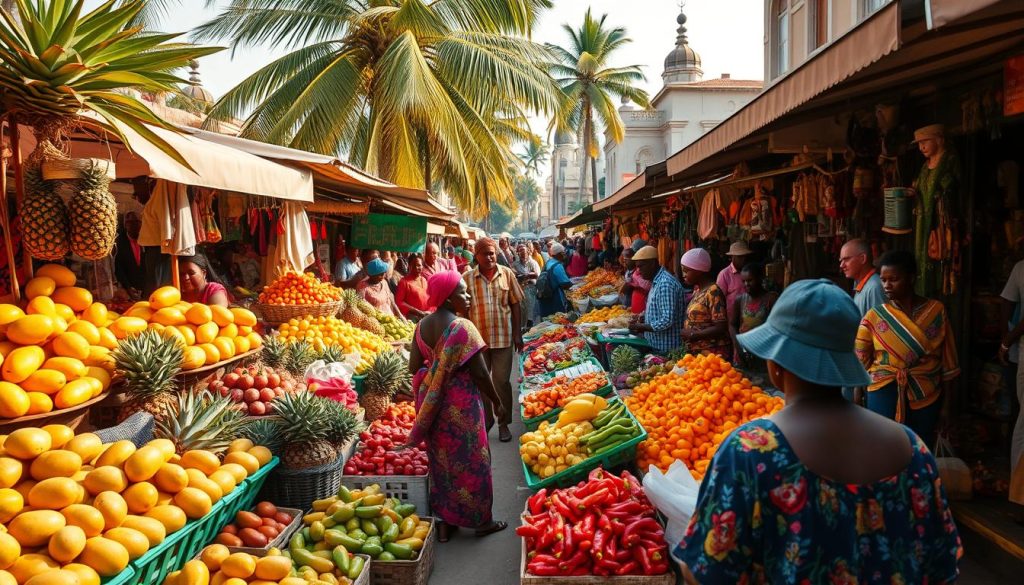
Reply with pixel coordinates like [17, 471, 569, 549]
[256, 300, 344, 325]
[42, 157, 116, 180]
[341, 473, 430, 515]
[258, 454, 345, 509]
[368, 517, 435, 585]
[94, 412, 155, 447]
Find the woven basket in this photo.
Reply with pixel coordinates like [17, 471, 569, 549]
[257, 454, 344, 509]
[256, 300, 344, 325]
[41, 157, 116, 180]
[95, 412, 155, 447]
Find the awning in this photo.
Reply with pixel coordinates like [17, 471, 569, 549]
[595, 174, 645, 212]
[557, 205, 606, 229]
[927, 0, 1002, 29]
[20, 119, 315, 202]
[427, 222, 445, 235]
[666, 2, 900, 177]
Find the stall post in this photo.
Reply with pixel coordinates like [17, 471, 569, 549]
[0, 117, 20, 301]
[9, 121, 32, 279]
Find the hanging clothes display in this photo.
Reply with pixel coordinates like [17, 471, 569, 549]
[138, 180, 196, 256]
[697, 189, 724, 240]
[738, 183, 779, 241]
[913, 150, 961, 297]
[220, 194, 245, 242]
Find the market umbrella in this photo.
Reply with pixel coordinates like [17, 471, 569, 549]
[538, 225, 559, 239]
[517, 232, 538, 240]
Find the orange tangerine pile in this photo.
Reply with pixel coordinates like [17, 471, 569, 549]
[626, 353, 784, 479]
[258, 272, 342, 305]
[522, 372, 610, 419]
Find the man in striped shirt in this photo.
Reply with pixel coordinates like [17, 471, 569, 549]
[464, 238, 524, 442]
[628, 246, 684, 353]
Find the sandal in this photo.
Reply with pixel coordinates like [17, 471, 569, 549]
[499, 426, 513, 442]
[438, 522, 459, 543]
[474, 520, 508, 537]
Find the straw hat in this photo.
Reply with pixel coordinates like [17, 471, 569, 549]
[912, 124, 945, 144]
[725, 241, 753, 256]
[632, 246, 659, 261]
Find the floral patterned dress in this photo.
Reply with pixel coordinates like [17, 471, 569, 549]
[409, 318, 493, 528]
[675, 419, 962, 584]
[685, 283, 731, 358]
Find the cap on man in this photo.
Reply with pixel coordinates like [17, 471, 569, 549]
[717, 241, 752, 324]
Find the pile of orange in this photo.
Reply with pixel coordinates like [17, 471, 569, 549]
[626, 353, 784, 479]
[522, 372, 609, 419]
[258, 272, 342, 305]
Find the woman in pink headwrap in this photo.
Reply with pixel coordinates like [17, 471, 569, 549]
[406, 271, 507, 542]
[679, 248, 732, 359]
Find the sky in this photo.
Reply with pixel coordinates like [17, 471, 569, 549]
[85, 0, 764, 144]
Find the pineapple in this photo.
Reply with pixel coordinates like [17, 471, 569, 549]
[261, 335, 289, 370]
[317, 345, 344, 364]
[341, 290, 386, 336]
[21, 141, 70, 261]
[286, 340, 316, 378]
[610, 345, 642, 374]
[113, 330, 184, 422]
[323, 400, 363, 452]
[153, 390, 245, 454]
[241, 418, 283, 452]
[360, 351, 410, 422]
[69, 160, 117, 260]
[273, 392, 338, 469]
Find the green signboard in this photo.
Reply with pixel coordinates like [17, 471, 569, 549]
[350, 213, 428, 253]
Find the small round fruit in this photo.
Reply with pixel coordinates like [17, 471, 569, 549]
[200, 544, 230, 571]
[78, 537, 129, 577]
[123, 482, 158, 514]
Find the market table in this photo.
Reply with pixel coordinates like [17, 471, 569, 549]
[594, 330, 652, 369]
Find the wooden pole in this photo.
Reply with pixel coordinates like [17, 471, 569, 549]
[0, 116, 19, 301]
[9, 120, 32, 279]
[171, 255, 180, 289]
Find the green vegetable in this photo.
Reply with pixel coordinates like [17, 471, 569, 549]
[355, 505, 383, 519]
[289, 532, 305, 552]
[347, 529, 367, 542]
[360, 519, 379, 536]
[309, 520, 326, 542]
[334, 533, 364, 553]
[346, 556, 365, 580]
[337, 485, 354, 502]
[331, 546, 350, 573]
[376, 515, 394, 534]
[378, 551, 396, 561]
[381, 523, 400, 544]
[360, 539, 383, 557]
[345, 518, 361, 531]
[332, 504, 355, 522]
[384, 542, 414, 560]
[394, 503, 416, 517]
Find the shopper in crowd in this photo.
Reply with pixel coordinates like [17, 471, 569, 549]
[396, 254, 431, 320]
[512, 244, 540, 328]
[840, 238, 886, 316]
[679, 248, 732, 359]
[463, 238, 523, 442]
[497, 237, 514, 268]
[333, 243, 361, 285]
[178, 254, 230, 307]
[407, 270, 507, 543]
[628, 246, 684, 353]
[728, 263, 777, 369]
[338, 248, 379, 289]
[716, 241, 752, 325]
[566, 241, 589, 278]
[422, 241, 457, 278]
[855, 250, 959, 448]
[676, 278, 961, 584]
[621, 247, 652, 315]
[114, 211, 147, 298]
[531, 241, 546, 269]
[998, 254, 1024, 506]
[538, 243, 572, 317]
[358, 258, 403, 318]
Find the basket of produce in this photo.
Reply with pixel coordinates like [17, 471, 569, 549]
[257, 300, 345, 325]
[259, 455, 345, 511]
[256, 271, 345, 323]
[576, 305, 631, 325]
[193, 543, 371, 585]
[294, 485, 434, 585]
[520, 338, 593, 379]
[518, 468, 673, 583]
[520, 370, 615, 430]
[210, 502, 303, 553]
[520, 397, 647, 490]
[276, 316, 391, 374]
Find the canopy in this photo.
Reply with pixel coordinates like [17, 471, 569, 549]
[538, 225, 559, 239]
[19, 120, 314, 202]
[517, 232, 538, 239]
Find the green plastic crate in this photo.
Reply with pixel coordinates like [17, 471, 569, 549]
[518, 345, 594, 380]
[102, 566, 136, 585]
[521, 398, 647, 491]
[520, 379, 616, 431]
[353, 374, 366, 396]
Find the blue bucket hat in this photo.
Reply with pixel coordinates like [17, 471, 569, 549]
[737, 279, 871, 387]
[366, 258, 389, 277]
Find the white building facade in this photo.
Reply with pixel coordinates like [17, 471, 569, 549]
[604, 10, 762, 195]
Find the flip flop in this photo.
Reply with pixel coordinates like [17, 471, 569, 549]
[474, 521, 507, 537]
[438, 523, 459, 543]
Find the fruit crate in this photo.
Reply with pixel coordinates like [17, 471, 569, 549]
[368, 516, 435, 585]
[190, 548, 372, 585]
[217, 506, 304, 554]
[102, 566, 136, 585]
[518, 516, 674, 585]
[520, 379, 616, 431]
[520, 357, 605, 388]
[518, 345, 596, 381]
[521, 399, 647, 492]
[340, 473, 430, 515]
[353, 374, 366, 396]
[126, 461, 278, 585]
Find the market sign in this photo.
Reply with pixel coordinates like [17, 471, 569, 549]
[350, 213, 427, 253]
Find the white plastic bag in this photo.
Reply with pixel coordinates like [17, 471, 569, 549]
[642, 460, 701, 547]
[304, 357, 359, 385]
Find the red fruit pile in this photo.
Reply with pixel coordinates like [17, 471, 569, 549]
[311, 376, 359, 411]
[209, 365, 298, 416]
[215, 502, 294, 548]
[344, 402, 429, 476]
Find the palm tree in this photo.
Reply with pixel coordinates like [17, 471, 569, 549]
[518, 137, 550, 177]
[514, 174, 541, 231]
[192, 0, 558, 219]
[547, 8, 650, 204]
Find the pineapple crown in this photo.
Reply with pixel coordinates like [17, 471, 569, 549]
[241, 418, 283, 452]
[112, 329, 184, 397]
[153, 390, 245, 455]
[364, 350, 410, 399]
[322, 400, 364, 445]
[286, 340, 316, 376]
[272, 391, 332, 444]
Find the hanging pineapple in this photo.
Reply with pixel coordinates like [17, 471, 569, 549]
[20, 140, 70, 261]
[69, 160, 118, 260]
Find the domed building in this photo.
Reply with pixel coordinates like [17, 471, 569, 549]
[543, 126, 605, 223]
[603, 8, 762, 195]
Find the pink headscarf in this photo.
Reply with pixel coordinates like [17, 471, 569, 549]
[427, 270, 463, 310]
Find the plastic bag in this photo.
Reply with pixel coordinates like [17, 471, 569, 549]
[642, 460, 701, 547]
[304, 357, 359, 385]
[934, 434, 972, 501]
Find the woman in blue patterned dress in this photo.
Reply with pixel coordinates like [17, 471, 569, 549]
[675, 279, 961, 584]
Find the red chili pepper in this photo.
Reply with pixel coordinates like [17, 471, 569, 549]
[562, 523, 575, 556]
[591, 527, 607, 561]
[622, 517, 662, 548]
[581, 513, 596, 540]
[551, 493, 578, 522]
[633, 546, 654, 575]
[588, 467, 606, 482]
[638, 537, 666, 551]
[526, 563, 560, 576]
[578, 487, 610, 509]
[614, 560, 640, 575]
[597, 514, 612, 533]
[558, 549, 588, 571]
[577, 539, 592, 553]
[569, 566, 591, 576]
[528, 488, 548, 515]
[614, 548, 631, 562]
[611, 519, 626, 536]
[604, 500, 643, 519]
[515, 524, 542, 538]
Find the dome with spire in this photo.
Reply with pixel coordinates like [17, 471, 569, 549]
[182, 60, 214, 104]
[663, 9, 703, 83]
[554, 129, 577, 146]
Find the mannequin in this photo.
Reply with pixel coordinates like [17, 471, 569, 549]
[911, 124, 959, 296]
